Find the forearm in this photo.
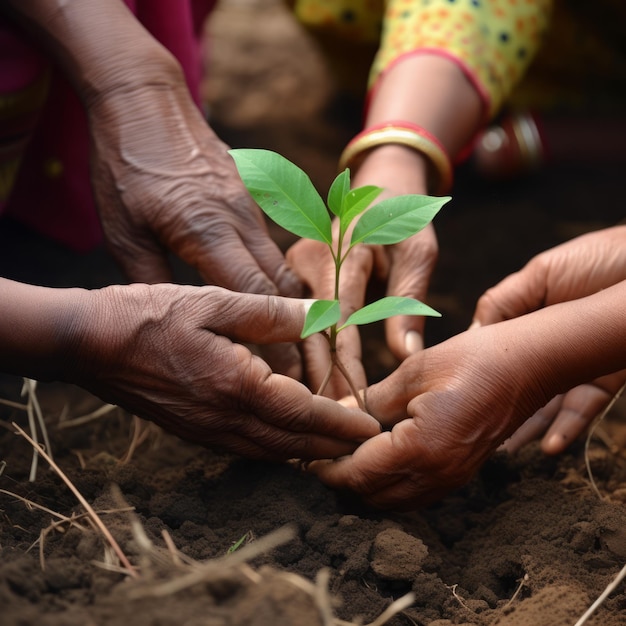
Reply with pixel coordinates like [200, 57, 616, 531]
[501, 280, 626, 401]
[353, 55, 483, 195]
[2, 0, 180, 103]
[0, 278, 90, 381]
[366, 55, 483, 160]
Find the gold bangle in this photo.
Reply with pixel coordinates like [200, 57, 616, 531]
[338, 124, 453, 195]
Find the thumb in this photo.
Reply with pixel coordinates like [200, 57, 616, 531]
[199, 287, 315, 345]
[355, 355, 426, 426]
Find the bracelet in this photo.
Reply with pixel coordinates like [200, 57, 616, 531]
[510, 113, 545, 170]
[338, 121, 453, 195]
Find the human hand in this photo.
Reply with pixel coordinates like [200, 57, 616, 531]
[473, 225, 626, 455]
[307, 323, 551, 508]
[60, 284, 380, 461]
[86, 73, 305, 376]
[499, 371, 626, 455]
[87, 78, 300, 290]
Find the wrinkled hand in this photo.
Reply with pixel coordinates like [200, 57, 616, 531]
[473, 225, 626, 454]
[86, 77, 304, 376]
[308, 323, 553, 509]
[287, 220, 438, 398]
[88, 79, 300, 294]
[65, 284, 380, 461]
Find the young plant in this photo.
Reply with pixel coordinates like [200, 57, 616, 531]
[229, 148, 450, 409]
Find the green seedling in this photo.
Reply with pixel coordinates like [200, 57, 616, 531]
[229, 148, 450, 409]
[227, 530, 253, 554]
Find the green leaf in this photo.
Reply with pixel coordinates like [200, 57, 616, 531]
[229, 148, 332, 244]
[339, 296, 441, 330]
[327, 169, 351, 217]
[301, 300, 341, 339]
[340, 185, 383, 232]
[351, 195, 450, 246]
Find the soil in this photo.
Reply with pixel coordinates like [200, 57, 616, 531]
[2, 1, 626, 625]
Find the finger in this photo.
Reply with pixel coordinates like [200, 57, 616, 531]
[239, 223, 303, 297]
[198, 288, 315, 344]
[308, 428, 419, 507]
[385, 314, 425, 359]
[195, 230, 287, 295]
[472, 265, 548, 327]
[499, 394, 563, 454]
[204, 426, 372, 463]
[249, 372, 382, 457]
[541, 374, 626, 455]
[383, 234, 437, 359]
[358, 358, 422, 426]
[257, 342, 302, 379]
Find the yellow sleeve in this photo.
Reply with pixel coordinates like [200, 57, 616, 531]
[291, 0, 384, 43]
[371, 0, 554, 118]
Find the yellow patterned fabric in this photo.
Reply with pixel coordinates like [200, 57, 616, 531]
[294, 0, 553, 118]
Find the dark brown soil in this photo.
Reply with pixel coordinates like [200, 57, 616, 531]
[2, 1, 626, 624]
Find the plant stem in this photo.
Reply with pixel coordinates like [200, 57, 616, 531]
[315, 329, 365, 412]
[333, 354, 366, 413]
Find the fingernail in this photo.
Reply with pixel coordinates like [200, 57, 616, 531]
[468, 320, 481, 330]
[405, 330, 423, 354]
[544, 433, 566, 454]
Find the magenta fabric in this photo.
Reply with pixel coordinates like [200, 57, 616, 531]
[0, 0, 217, 253]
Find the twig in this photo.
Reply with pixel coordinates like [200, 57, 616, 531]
[314, 568, 335, 626]
[505, 573, 528, 607]
[12, 422, 139, 578]
[37, 512, 88, 570]
[584, 382, 626, 500]
[446, 583, 471, 611]
[364, 592, 416, 626]
[574, 562, 626, 626]
[15, 379, 53, 482]
[0, 488, 77, 521]
[0, 398, 28, 411]
[57, 403, 117, 429]
[130, 525, 297, 597]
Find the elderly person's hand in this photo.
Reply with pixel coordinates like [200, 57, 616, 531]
[1, 278, 381, 461]
[5, 0, 303, 378]
[473, 225, 626, 455]
[309, 280, 626, 508]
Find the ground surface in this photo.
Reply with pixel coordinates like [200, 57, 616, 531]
[2, 1, 626, 624]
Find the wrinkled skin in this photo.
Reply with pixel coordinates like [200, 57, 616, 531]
[60, 284, 381, 461]
[307, 321, 556, 509]
[473, 225, 626, 455]
[88, 81, 299, 296]
[4, 0, 303, 378]
[87, 79, 303, 377]
[307, 226, 626, 509]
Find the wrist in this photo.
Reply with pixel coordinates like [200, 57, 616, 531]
[0, 279, 95, 382]
[351, 144, 430, 196]
[340, 121, 452, 195]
